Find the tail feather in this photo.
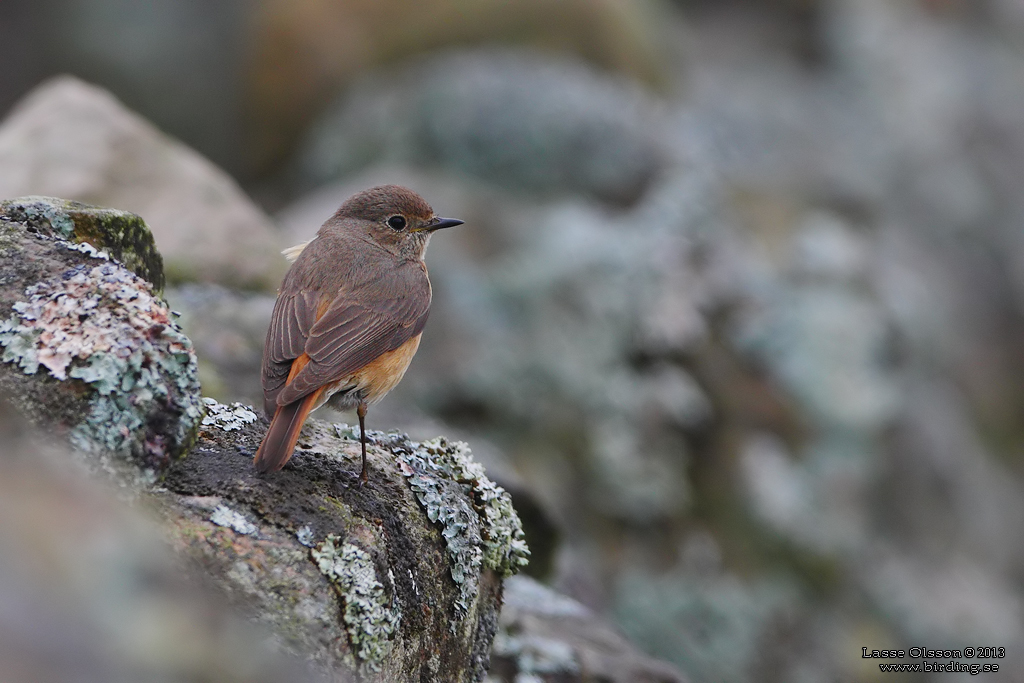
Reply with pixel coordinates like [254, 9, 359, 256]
[253, 389, 323, 473]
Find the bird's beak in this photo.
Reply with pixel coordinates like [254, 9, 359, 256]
[420, 216, 464, 232]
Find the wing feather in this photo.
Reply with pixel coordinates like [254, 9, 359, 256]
[262, 289, 321, 414]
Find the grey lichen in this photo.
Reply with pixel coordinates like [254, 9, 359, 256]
[210, 504, 258, 535]
[296, 525, 315, 547]
[0, 262, 203, 471]
[201, 397, 258, 431]
[311, 535, 400, 672]
[333, 422, 383, 442]
[394, 436, 530, 617]
[64, 240, 112, 261]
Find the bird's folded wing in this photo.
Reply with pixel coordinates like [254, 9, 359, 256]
[270, 262, 431, 407]
[262, 288, 318, 414]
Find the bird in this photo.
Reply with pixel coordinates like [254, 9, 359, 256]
[253, 185, 463, 482]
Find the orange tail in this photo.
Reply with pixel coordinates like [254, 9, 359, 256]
[253, 388, 323, 473]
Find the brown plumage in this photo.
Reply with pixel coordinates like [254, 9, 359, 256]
[254, 185, 462, 481]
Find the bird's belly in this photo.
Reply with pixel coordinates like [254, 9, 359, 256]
[317, 333, 423, 410]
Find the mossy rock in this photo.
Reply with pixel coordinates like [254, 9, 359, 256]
[0, 196, 165, 294]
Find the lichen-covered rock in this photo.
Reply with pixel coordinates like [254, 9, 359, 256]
[490, 575, 686, 683]
[0, 196, 165, 293]
[0, 201, 203, 477]
[248, 0, 675, 174]
[160, 407, 527, 681]
[394, 435, 530, 610]
[311, 535, 400, 671]
[0, 76, 287, 290]
[296, 50, 668, 206]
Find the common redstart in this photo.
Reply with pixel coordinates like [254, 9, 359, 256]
[254, 185, 462, 482]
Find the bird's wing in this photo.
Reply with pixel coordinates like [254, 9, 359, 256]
[262, 287, 320, 415]
[269, 260, 431, 408]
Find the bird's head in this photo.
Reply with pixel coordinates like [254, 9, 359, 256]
[334, 185, 463, 260]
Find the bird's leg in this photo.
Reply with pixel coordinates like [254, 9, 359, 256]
[357, 400, 368, 487]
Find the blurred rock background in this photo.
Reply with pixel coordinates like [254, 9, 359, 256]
[0, 400, 327, 683]
[4, 0, 1024, 680]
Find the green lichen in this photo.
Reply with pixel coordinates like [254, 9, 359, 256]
[0, 318, 41, 374]
[0, 262, 203, 472]
[0, 196, 165, 293]
[311, 535, 400, 672]
[0, 195, 76, 237]
[394, 435, 530, 618]
[0, 217, 23, 254]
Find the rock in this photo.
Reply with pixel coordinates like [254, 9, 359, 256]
[246, 0, 676, 174]
[295, 50, 670, 206]
[491, 575, 686, 683]
[0, 400, 327, 683]
[0, 76, 286, 290]
[165, 414, 528, 680]
[0, 197, 203, 478]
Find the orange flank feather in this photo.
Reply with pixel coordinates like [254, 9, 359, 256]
[287, 352, 313, 384]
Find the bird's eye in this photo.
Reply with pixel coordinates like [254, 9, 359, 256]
[386, 215, 407, 231]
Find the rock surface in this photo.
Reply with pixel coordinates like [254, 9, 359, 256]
[1, 195, 165, 292]
[0, 76, 286, 290]
[163, 411, 528, 681]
